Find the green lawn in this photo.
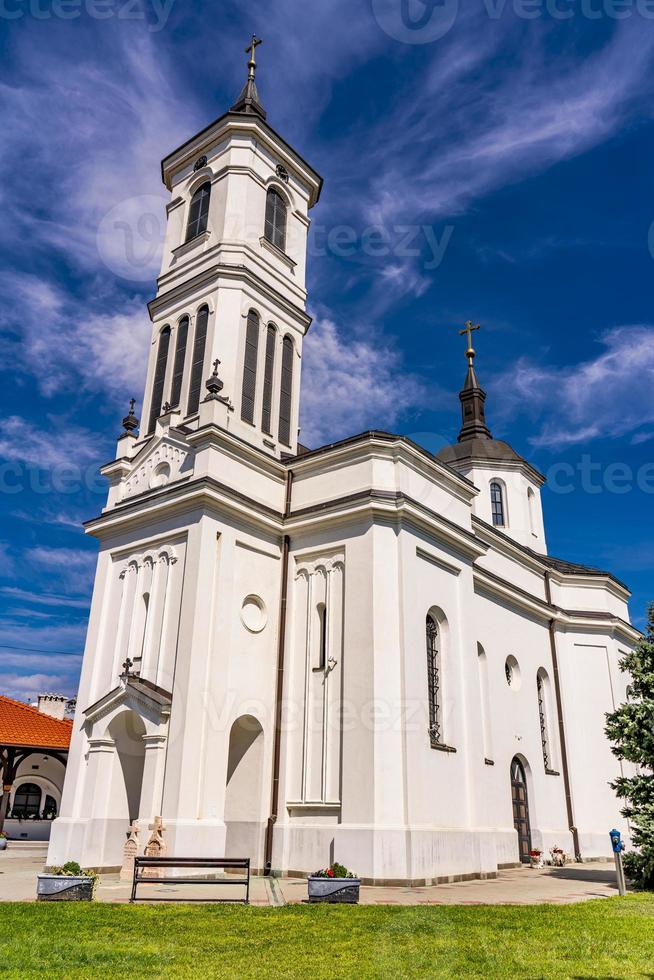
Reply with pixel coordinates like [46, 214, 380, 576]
[1, 895, 653, 978]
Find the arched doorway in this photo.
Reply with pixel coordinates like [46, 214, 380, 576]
[108, 710, 146, 824]
[224, 715, 264, 865]
[510, 756, 532, 863]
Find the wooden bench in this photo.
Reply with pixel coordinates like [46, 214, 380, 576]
[130, 857, 250, 903]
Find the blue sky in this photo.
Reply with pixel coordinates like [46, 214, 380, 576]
[0, 0, 653, 701]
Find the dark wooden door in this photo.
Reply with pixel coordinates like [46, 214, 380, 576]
[511, 757, 532, 863]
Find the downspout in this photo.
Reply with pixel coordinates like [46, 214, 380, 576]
[264, 468, 293, 875]
[544, 570, 582, 861]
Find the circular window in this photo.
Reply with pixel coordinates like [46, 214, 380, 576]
[150, 462, 171, 489]
[505, 655, 521, 689]
[241, 595, 267, 633]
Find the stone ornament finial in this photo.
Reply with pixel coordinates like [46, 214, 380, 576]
[204, 359, 225, 400]
[122, 398, 139, 435]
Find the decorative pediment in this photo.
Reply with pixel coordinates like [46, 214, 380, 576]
[84, 676, 172, 729]
[122, 437, 193, 500]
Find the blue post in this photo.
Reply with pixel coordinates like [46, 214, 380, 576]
[609, 829, 626, 896]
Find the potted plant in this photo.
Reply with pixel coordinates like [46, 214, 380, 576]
[0, 832, 7, 851]
[529, 849, 543, 869]
[549, 845, 566, 867]
[37, 861, 98, 901]
[308, 862, 360, 903]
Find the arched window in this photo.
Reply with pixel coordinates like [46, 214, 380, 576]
[185, 181, 211, 242]
[490, 480, 506, 527]
[477, 643, 493, 762]
[264, 187, 287, 251]
[147, 325, 171, 434]
[43, 795, 58, 819]
[170, 315, 189, 408]
[278, 335, 294, 446]
[187, 305, 209, 416]
[241, 310, 260, 424]
[12, 782, 41, 819]
[261, 324, 276, 435]
[537, 669, 553, 770]
[527, 487, 537, 536]
[426, 613, 442, 745]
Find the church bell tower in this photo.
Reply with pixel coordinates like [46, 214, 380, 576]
[138, 36, 322, 459]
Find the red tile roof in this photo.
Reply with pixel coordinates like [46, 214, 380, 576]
[0, 695, 72, 750]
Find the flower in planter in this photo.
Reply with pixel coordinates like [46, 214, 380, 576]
[312, 862, 357, 879]
[0, 832, 7, 840]
[529, 850, 541, 857]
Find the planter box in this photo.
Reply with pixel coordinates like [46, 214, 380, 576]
[37, 874, 94, 901]
[0, 839, 7, 851]
[308, 876, 360, 904]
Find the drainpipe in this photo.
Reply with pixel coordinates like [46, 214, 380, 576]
[264, 469, 293, 876]
[544, 570, 582, 862]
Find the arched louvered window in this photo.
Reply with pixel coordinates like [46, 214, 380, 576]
[170, 316, 189, 408]
[426, 613, 442, 746]
[147, 325, 171, 434]
[185, 181, 211, 242]
[264, 187, 287, 251]
[187, 305, 209, 416]
[261, 324, 276, 435]
[241, 310, 260, 424]
[278, 335, 294, 446]
[490, 481, 506, 527]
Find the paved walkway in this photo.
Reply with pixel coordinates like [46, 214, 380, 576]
[0, 844, 622, 905]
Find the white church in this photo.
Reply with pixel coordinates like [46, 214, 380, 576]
[48, 43, 639, 883]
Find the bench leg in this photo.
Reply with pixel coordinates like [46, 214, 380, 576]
[130, 876, 138, 903]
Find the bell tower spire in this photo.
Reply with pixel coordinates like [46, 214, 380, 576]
[230, 35, 266, 119]
[456, 320, 492, 442]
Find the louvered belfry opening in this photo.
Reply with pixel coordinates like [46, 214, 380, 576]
[185, 181, 211, 242]
[278, 335, 294, 446]
[148, 326, 171, 433]
[264, 188, 287, 251]
[170, 316, 189, 408]
[261, 324, 276, 434]
[187, 305, 209, 416]
[241, 310, 260, 424]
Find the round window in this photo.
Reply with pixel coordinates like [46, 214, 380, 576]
[241, 595, 267, 633]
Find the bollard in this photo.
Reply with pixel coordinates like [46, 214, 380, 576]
[609, 829, 626, 896]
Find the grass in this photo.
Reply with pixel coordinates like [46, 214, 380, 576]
[1, 895, 654, 978]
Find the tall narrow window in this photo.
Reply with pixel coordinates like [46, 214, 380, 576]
[426, 613, 442, 745]
[261, 324, 276, 435]
[318, 603, 327, 669]
[477, 643, 493, 762]
[241, 310, 260, 424]
[490, 481, 505, 527]
[187, 305, 209, 416]
[527, 487, 537, 536]
[170, 316, 189, 408]
[278, 335, 294, 446]
[185, 181, 211, 242]
[264, 187, 287, 251]
[537, 670, 551, 770]
[147, 326, 171, 433]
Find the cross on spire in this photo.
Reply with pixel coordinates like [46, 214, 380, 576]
[458, 320, 480, 365]
[245, 35, 262, 79]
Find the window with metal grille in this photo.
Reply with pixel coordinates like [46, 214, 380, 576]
[278, 335, 294, 446]
[185, 181, 211, 242]
[261, 325, 276, 435]
[426, 614, 442, 745]
[12, 782, 41, 819]
[241, 310, 260, 424]
[264, 187, 287, 251]
[187, 305, 209, 416]
[537, 671, 551, 769]
[170, 316, 189, 408]
[490, 481, 505, 526]
[147, 326, 171, 433]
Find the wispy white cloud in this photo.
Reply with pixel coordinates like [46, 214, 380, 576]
[300, 310, 431, 446]
[0, 414, 101, 470]
[490, 325, 654, 448]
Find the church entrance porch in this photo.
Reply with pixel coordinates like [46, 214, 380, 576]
[511, 756, 532, 863]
